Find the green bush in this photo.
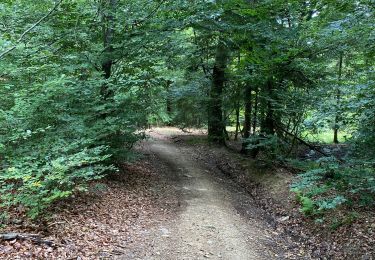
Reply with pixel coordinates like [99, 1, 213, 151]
[0, 146, 112, 219]
[0, 74, 144, 219]
[291, 156, 375, 217]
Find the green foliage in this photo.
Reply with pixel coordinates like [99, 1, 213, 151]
[0, 0, 374, 221]
[171, 73, 210, 128]
[0, 146, 113, 219]
[0, 0, 166, 219]
[178, 0, 375, 218]
[245, 134, 285, 160]
[292, 156, 375, 217]
[295, 193, 316, 216]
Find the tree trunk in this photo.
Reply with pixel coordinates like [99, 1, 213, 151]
[333, 52, 343, 144]
[234, 53, 241, 141]
[252, 89, 258, 134]
[247, 80, 275, 159]
[241, 85, 252, 153]
[261, 80, 275, 135]
[166, 80, 173, 125]
[208, 39, 228, 144]
[101, 0, 117, 97]
[234, 102, 240, 141]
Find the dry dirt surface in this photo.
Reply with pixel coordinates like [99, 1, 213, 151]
[1, 127, 305, 259]
[152, 128, 375, 260]
[122, 128, 299, 259]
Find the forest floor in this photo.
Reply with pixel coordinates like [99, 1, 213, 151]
[1, 127, 374, 259]
[132, 128, 293, 259]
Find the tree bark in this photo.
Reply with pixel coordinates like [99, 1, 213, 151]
[234, 102, 240, 141]
[241, 85, 252, 153]
[166, 80, 173, 125]
[234, 53, 241, 141]
[101, 0, 117, 98]
[208, 39, 228, 144]
[261, 80, 275, 135]
[249, 81, 274, 158]
[333, 52, 343, 144]
[252, 89, 258, 134]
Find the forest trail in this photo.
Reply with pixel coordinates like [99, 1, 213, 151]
[128, 128, 283, 259]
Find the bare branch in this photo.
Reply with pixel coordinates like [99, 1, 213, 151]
[0, 0, 63, 60]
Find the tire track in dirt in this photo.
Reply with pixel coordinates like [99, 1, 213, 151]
[130, 129, 284, 260]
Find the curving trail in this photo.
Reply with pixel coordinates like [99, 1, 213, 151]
[121, 128, 285, 260]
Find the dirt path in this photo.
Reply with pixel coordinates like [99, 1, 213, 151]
[2, 127, 372, 259]
[125, 128, 285, 259]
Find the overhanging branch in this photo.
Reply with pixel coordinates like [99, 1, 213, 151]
[0, 0, 63, 60]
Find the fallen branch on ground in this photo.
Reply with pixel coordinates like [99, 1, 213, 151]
[0, 233, 56, 247]
[275, 124, 344, 163]
[179, 127, 192, 133]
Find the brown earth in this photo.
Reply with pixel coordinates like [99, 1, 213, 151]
[1, 127, 373, 259]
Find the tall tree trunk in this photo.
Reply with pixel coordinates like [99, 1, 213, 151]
[248, 80, 275, 159]
[208, 39, 228, 144]
[234, 53, 241, 141]
[248, 86, 268, 158]
[261, 80, 275, 135]
[166, 80, 173, 125]
[234, 101, 240, 141]
[101, 0, 117, 97]
[223, 110, 230, 141]
[241, 85, 252, 153]
[333, 52, 343, 144]
[252, 88, 258, 134]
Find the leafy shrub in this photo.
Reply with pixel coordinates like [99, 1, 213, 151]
[296, 193, 316, 216]
[0, 146, 113, 219]
[245, 134, 287, 159]
[291, 156, 375, 217]
[0, 73, 144, 219]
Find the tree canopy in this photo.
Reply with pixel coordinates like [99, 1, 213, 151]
[0, 0, 374, 219]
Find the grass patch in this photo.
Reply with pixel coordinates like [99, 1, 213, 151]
[302, 130, 350, 144]
[226, 125, 350, 144]
[226, 126, 237, 132]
